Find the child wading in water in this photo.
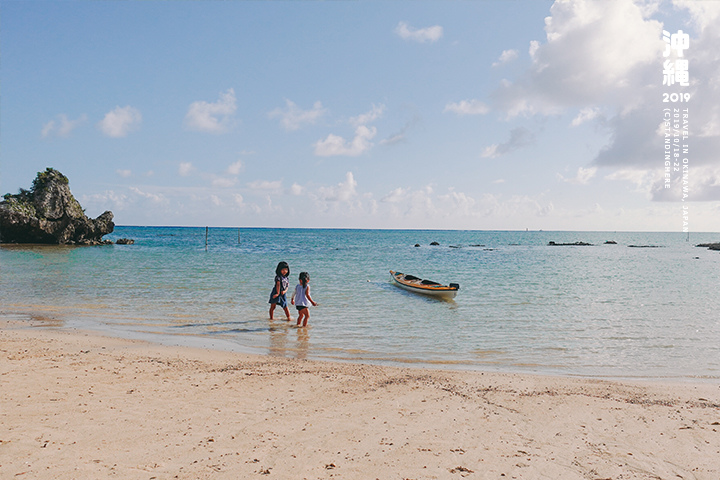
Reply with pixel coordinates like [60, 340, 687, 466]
[268, 261, 292, 321]
[291, 272, 317, 327]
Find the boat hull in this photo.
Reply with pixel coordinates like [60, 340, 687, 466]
[389, 270, 459, 300]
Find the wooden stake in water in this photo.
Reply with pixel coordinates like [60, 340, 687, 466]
[238, 228, 241, 244]
[205, 226, 209, 251]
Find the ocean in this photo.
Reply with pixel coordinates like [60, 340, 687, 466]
[2, 227, 719, 381]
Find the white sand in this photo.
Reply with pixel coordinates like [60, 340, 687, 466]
[2, 324, 719, 479]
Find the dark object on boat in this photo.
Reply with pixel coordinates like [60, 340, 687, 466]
[548, 241, 593, 246]
[389, 270, 459, 300]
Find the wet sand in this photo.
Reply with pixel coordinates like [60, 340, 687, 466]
[2, 324, 719, 479]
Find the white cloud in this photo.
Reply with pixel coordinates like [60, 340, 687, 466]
[444, 99, 490, 116]
[492, 49, 519, 67]
[381, 187, 408, 204]
[98, 106, 141, 138]
[226, 160, 244, 175]
[480, 127, 535, 158]
[674, 0, 720, 32]
[605, 168, 658, 192]
[184, 88, 237, 134]
[290, 183, 304, 196]
[373, 185, 556, 224]
[394, 21, 443, 43]
[380, 114, 420, 146]
[558, 166, 598, 184]
[179, 162, 194, 176]
[314, 125, 377, 157]
[42, 114, 86, 138]
[350, 104, 385, 127]
[116, 169, 132, 178]
[486, 0, 720, 199]
[81, 190, 130, 212]
[570, 107, 601, 127]
[493, 0, 663, 116]
[617, 165, 720, 203]
[211, 177, 237, 188]
[129, 186, 166, 203]
[315, 172, 358, 202]
[380, 133, 406, 146]
[247, 180, 283, 194]
[269, 99, 326, 131]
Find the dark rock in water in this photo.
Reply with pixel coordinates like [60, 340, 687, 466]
[548, 241, 593, 246]
[116, 238, 135, 245]
[430, 241, 440, 246]
[414, 243, 420, 247]
[628, 245, 662, 248]
[604, 240, 617, 244]
[697, 242, 720, 251]
[0, 168, 114, 245]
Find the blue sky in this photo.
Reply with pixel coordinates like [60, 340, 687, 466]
[2, 0, 719, 231]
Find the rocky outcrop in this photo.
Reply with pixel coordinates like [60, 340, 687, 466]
[697, 242, 720, 251]
[0, 168, 114, 245]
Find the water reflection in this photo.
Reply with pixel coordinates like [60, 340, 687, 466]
[267, 319, 310, 360]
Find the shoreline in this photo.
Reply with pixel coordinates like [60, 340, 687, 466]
[3, 310, 719, 384]
[4, 310, 718, 384]
[2, 322, 719, 479]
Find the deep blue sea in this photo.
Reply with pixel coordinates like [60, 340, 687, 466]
[2, 227, 719, 381]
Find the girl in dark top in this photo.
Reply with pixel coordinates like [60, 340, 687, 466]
[268, 261, 292, 321]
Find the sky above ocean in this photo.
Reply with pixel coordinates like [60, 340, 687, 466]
[2, 1, 719, 231]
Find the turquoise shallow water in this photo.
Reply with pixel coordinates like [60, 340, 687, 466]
[2, 227, 719, 381]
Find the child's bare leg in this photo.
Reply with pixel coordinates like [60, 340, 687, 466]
[296, 310, 306, 326]
[283, 306, 292, 321]
[269, 304, 276, 319]
[302, 311, 309, 327]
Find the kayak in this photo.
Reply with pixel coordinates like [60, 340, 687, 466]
[389, 270, 459, 300]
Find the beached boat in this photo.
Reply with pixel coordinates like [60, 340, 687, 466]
[389, 270, 460, 300]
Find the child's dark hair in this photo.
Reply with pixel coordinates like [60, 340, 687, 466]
[275, 261, 290, 277]
[299, 271, 309, 286]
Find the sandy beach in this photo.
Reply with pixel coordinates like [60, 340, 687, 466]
[2, 323, 719, 480]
